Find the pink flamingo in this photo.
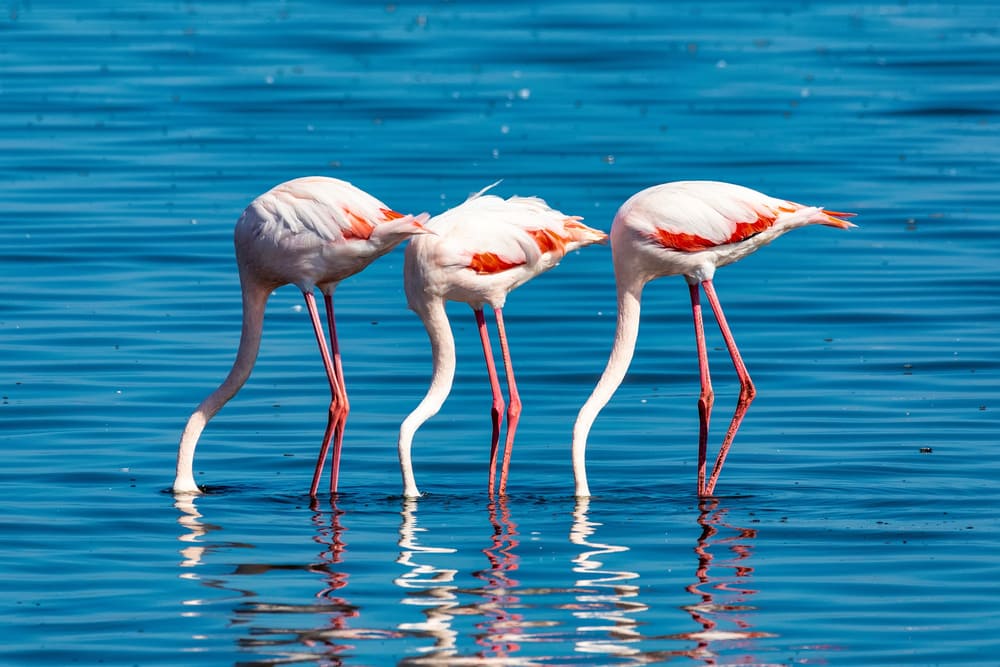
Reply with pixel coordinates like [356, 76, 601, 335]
[398, 185, 607, 497]
[572, 181, 855, 497]
[173, 176, 429, 496]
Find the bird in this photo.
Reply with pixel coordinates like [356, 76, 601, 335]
[398, 184, 607, 498]
[571, 181, 856, 497]
[173, 176, 430, 496]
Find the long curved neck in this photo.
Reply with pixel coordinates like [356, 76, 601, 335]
[398, 296, 456, 497]
[173, 277, 270, 494]
[572, 278, 644, 497]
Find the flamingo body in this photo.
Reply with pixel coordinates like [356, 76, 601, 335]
[406, 191, 601, 308]
[573, 180, 855, 497]
[174, 176, 429, 496]
[236, 176, 424, 289]
[399, 185, 607, 498]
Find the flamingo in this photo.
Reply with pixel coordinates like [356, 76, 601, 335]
[571, 181, 856, 497]
[398, 184, 607, 498]
[173, 176, 430, 496]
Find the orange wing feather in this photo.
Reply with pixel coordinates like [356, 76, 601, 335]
[468, 252, 523, 275]
[529, 228, 568, 255]
[341, 207, 376, 240]
[467, 221, 580, 274]
[652, 209, 780, 251]
[726, 211, 778, 244]
[652, 229, 718, 252]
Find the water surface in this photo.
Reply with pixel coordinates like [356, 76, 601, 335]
[1, 1, 999, 664]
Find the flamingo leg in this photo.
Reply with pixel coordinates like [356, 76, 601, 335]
[324, 293, 349, 494]
[701, 279, 756, 496]
[492, 307, 521, 496]
[475, 308, 505, 497]
[689, 283, 715, 496]
[303, 292, 343, 497]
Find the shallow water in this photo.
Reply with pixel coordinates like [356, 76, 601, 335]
[2, 1, 999, 665]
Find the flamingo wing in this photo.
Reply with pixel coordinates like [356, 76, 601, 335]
[428, 192, 604, 275]
[628, 181, 855, 252]
[249, 177, 406, 245]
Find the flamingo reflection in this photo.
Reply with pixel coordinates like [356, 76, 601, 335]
[396, 498, 551, 665]
[296, 498, 362, 657]
[174, 495, 254, 598]
[228, 499, 368, 662]
[678, 498, 773, 663]
[472, 497, 525, 660]
[175, 494, 217, 570]
[569, 497, 647, 657]
[395, 498, 462, 661]
[173, 494, 258, 656]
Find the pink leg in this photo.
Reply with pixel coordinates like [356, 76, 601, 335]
[701, 280, 756, 495]
[303, 292, 345, 497]
[324, 294, 349, 494]
[493, 308, 521, 496]
[689, 283, 714, 496]
[475, 308, 505, 497]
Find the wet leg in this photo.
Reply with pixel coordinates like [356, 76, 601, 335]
[303, 292, 344, 497]
[324, 293, 349, 494]
[492, 308, 521, 496]
[689, 283, 714, 496]
[701, 280, 755, 495]
[475, 308, 505, 497]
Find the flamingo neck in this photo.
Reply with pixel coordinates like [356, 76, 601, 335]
[398, 297, 456, 497]
[173, 277, 270, 494]
[572, 278, 644, 497]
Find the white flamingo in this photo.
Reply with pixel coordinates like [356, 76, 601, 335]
[174, 176, 429, 496]
[572, 181, 855, 497]
[399, 185, 607, 497]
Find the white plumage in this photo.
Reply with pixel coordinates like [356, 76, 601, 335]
[399, 185, 607, 498]
[573, 180, 855, 497]
[174, 176, 429, 496]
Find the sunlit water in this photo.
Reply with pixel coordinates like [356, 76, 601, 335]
[1, 1, 999, 665]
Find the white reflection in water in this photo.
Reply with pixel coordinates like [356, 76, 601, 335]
[395, 497, 462, 661]
[175, 496, 408, 664]
[173, 495, 775, 665]
[570, 497, 774, 665]
[569, 497, 646, 657]
[174, 495, 255, 603]
[175, 495, 211, 571]
[395, 498, 545, 666]
[173, 495, 256, 651]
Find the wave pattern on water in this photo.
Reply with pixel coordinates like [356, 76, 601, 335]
[2, 1, 1000, 665]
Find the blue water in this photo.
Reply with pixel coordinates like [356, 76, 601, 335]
[2, 1, 999, 664]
